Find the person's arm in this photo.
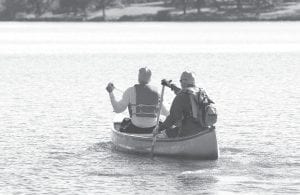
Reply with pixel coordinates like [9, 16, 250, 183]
[161, 95, 184, 129]
[161, 79, 181, 95]
[170, 84, 181, 95]
[109, 88, 130, 113]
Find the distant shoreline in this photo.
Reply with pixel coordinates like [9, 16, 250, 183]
[1, 1, 300, 22]
[4, 16, 299, 22]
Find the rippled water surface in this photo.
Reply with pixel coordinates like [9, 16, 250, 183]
[0, 22, 299, 194]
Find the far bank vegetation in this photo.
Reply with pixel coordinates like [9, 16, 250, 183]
[0, 0, 297, 21]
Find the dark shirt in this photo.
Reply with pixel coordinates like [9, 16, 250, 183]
[162, 85, 214, 137]
[162, 89, 202, 137]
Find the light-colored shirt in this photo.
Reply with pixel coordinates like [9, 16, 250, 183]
[109, 86, 169, 128]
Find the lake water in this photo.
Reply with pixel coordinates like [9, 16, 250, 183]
[0, 22, 299, 194]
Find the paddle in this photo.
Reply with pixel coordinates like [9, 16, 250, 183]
[150, 84, 165, 158]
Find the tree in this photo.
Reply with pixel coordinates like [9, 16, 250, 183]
[96, 0, 108, 20]
[195, 0, 205, 14]
[26, 0, 54, 16]
[92, 0, 121, 20]
[183, 0, 188, 15]
[0, 0, 26, 19]
[60, 0, 91, 16]
[170, 0, 190, 15]
[255, 0, 261, 15]
[236, 0, 242, 10]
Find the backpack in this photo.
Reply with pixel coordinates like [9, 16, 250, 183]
[203, 103, 217, 127]
[188, 88, 217, 127]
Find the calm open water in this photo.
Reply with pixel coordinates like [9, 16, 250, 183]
[0, 22, 299, 194]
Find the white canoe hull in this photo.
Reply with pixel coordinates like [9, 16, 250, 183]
[111, 123, 219, 159]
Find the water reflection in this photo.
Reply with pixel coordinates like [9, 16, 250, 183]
[177, 172, 218, 192]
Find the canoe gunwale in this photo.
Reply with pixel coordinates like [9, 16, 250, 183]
[112, 122, 215, 143]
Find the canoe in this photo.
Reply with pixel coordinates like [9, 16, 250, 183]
[111, 122, 219, 160]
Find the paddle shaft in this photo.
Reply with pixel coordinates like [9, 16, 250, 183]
[151, 85, 165, 157]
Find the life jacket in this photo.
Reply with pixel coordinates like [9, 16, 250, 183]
[128, 84, 159, 118]
[181, 87, 217, 127]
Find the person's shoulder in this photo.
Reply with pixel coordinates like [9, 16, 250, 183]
[124, 86, 135, 94]
[175, 92, 187, 100]
[127, 86, 135, 90]
[170, 93, 188, 107]
[147, 84, 159, 92]
[179, 87, 196, 95]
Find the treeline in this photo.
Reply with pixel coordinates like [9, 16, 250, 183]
[0, 0, 123, 20]
[168, 0, 294, 15]
[0, 0, 297, 21]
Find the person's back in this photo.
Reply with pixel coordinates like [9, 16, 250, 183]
[130, 84, 158, 116]
[127, 83, 160, 128]
[166, 89, 202, 137]
[106, 67, 168, 133]
[159, 71, 213, 137]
